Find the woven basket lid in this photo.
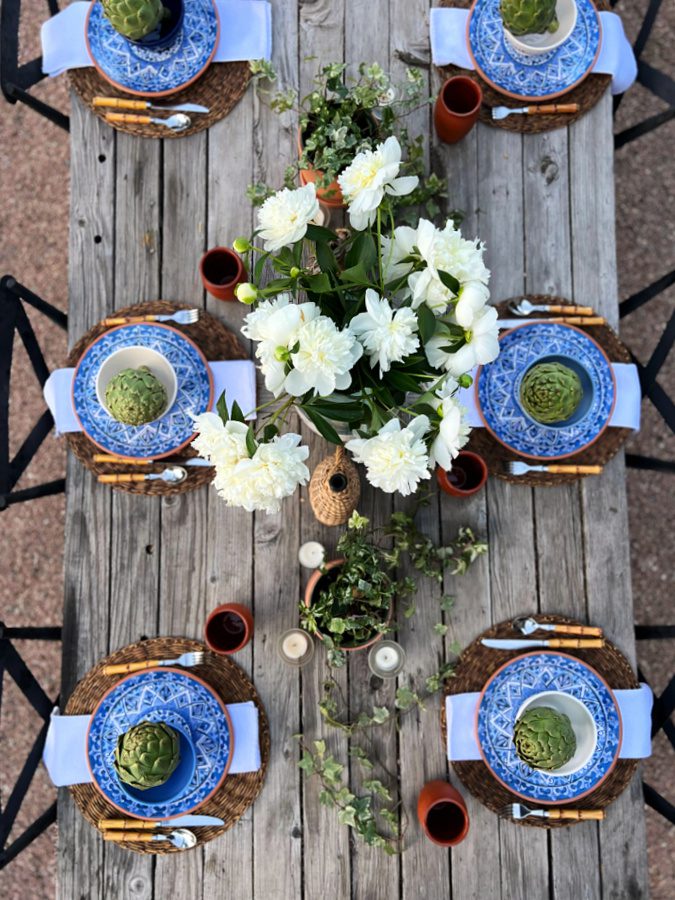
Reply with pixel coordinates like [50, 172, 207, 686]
[309, 447, 361, 526]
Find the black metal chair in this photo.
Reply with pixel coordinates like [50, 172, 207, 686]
[0, 0, 69, 130]
[0, 275, 68, 510]
[0, 622, 61, 870]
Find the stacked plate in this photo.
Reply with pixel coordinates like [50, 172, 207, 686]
[87, 668, 233, 819]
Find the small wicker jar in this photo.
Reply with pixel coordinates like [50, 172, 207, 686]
[309, 446, 361, 526]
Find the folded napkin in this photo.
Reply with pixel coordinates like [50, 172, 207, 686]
[42, 0, 272, 77]
[445, 683, 653, 761]
[430, 9, 637, 96]
[458, 361, 641, 431]
[43, 359, 256, 437]
[43, 700, 261, 787]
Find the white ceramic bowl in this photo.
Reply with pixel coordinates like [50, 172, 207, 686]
[504, 0, 578, 57]
[515, 690, 597, 776]
[95, 346, 177, 423]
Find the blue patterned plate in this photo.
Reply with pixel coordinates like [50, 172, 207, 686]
[467, 0, 601, 101]
[87, 668, 233, 819]
[477, 652, 621, 804]
[72, 323, 213, 459]
[85, 0, 219, 98]
[476, 322, 615, 460]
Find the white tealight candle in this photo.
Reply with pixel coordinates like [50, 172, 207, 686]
[282, 631, 309, 660]
[298, 541, 325, 569]
[374, 646, 400, 671]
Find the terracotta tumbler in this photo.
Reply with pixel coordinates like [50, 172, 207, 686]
[205, 603, 254, 654]
[434, 76, 482, 144]
[199, 247, 247, 301]
[417, 780, 470, 847]
[437, 451, 488, 498]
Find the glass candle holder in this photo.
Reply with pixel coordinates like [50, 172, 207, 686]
[278, 629, 315, 667]
[368, 640, 406, 679]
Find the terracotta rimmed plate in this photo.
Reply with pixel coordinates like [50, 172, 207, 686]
[475, 322, 616, 460]
[72, 322, 213, 459]
[475, 651, 622, 804]
[85, 0, 219, 98]
[87, 667, 234, 820]
[466, 0, 602, 102]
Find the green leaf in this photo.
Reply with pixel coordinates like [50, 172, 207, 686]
[437, 270, 460, 295]
[298, 751, 315, 774]
[345, 231, 377, 271]
[433, 623, 449, 636]
[263, 424, 279, 443]
[216, 391, 229, 425]
[329, 617, 347, 635]
[301, 272, 334, 294]
[416, 304, 437, 344]
[371, 707, 390, 724]
[338, 806, 357, 828]
[403, 602, 416, 619]
[315, 240, 338, 274]
[439, 595, 455, 612]
[245, 425, 258, 458]
[253, 251, 270, 282]
[319, 790, 335, 807]
[339, 261, 370, 284]
[306, 223, 337, 244]
[230, 400, 245, 423]
[313, 739, 326, 757]
[299, 405, 343, 445]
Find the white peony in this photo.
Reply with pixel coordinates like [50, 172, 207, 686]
[257, 183, 319, 252]
[350, 289, 419, 373]
[346, 416, 431, 496]
[191, 414, 249, 466]
[214, 432, 310, 514]
[425, 305, 500, 376]
[285, 316, 363, 397]
[426, 379, 471, 471]
[338, 136, 419, 231]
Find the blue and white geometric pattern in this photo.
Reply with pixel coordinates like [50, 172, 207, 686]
[477, 652, 621, 803]
[87, 0, 218, 96]
[477, 323, 615, 459]
[468, 0, 601, 100]
[72, 323, 212, 458]
[88, 669, 232, 819]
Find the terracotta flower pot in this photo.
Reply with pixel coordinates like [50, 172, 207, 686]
[417, 780, 470, 847]
[199, 247, 247, 301]
[304, 558, 391, 652]
[436, 451, 488, 498]
[434, 76, 482, 145]
[297, 129, 345, 208]
[205, 603, 254, 654]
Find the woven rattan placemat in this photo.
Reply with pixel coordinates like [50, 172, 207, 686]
[436, 0, 611, 134]
[65, 637, 270, 853]
[69, 61, 250, 138]
[65, 300, 247, 495]
[468, 296, 632, 486]
[442, 616, 639, 827]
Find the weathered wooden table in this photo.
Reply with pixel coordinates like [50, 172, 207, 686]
[59, 2, 650, 898]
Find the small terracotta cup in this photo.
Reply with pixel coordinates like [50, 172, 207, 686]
[417, 780, 470, 847]
[204, 603, 254, 654]
[434, 76, 482, 144]
[436, 451, 488, 498]
[199, 247, 247, 301]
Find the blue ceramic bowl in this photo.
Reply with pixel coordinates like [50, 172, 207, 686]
[118, 727, 196, 805]
[517, 354, 594, 429]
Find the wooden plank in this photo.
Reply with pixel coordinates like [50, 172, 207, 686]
[524, 125, 602, 900]
[570, 94, 649, 900]
[58, 95, 115, 900]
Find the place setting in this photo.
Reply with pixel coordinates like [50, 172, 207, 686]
[442, 615, 653, 827]
[42, 617, 269, 853]
[455, 295, 641, 485]
[40, 0, 272, 136]
[42, 299, 256, 494]
[430, 0, 637, 134]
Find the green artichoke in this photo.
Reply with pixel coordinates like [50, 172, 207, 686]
[114, 721, 180, 789]
[513, 706, 576, 771]
[101, 0, 169, 41]
[520, 362, 582, 424]
[105, 366, 167, 426]
[500, 0, 559, 36]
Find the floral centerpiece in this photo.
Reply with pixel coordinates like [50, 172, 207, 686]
[192, 135, 499, 514]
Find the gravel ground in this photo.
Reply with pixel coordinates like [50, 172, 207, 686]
[0, 2, 672, 898]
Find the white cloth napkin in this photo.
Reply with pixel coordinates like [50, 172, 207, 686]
[43, 359, 256, 437]
[42, 0, 272, 77]
[458, 361, 641, 431]
[430, 8, 637, 96]
[445, 682, 653, 761]
[43, 700, 261, 787]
